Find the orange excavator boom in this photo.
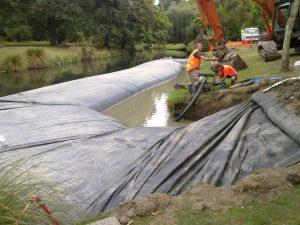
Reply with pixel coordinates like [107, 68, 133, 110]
[196, 0, 225, 46]
[196, 0, 281, 43]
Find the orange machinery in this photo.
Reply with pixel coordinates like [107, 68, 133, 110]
[196, 0, 283, 45]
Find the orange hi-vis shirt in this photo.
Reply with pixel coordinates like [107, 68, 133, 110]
[219, 65, 238, 78]
[186, 49, 202, 72]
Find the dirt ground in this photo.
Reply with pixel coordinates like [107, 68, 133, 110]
[269, 79, 300, 116]
[174, 79, 300, 121]
[114, 163, 300, 225]
[176, 81, 274, 121]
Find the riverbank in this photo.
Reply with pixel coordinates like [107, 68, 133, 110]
[168, 46, 300, 120]
[79, 162, 300, 225]
[0, 45, 120, 72]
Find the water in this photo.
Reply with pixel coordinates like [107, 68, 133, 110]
[103, 71, 192, 127]
[0, 49, 190, 127]
[0, 49, 187, 97]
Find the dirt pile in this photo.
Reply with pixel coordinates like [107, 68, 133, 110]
[182, 81, 273, 120]
[270, 79, 300, 116]
[114, 163, 300, 224]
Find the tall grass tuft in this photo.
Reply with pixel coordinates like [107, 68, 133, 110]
[80, 46, 96, 62]
[0, 159, 82, 225]
[26, 48, 47, 69]
[4, 55, 24, 72]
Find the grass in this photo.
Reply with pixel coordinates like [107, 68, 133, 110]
[0, 40, 49, 47]
[167, 88, 191, 108]
[26, 48, 47, 69]
[0, 45, 120, 72]
[176, 186, 300, 225]
[131, 186, 300, 225]
[168, 45, 300, 108]
[164, 43, 187, 51]
[200, 46, 300, 81]
[76, 210, 113, 225]
[0, 159, 81, 225]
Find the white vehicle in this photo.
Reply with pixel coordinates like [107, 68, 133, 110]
[241, 27, 260, 43]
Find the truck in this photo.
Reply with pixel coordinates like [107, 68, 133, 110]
[241, 27, 260, 43]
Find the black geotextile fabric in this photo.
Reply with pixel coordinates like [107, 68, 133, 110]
[0, 92, 299, 215]
[0, 59, 299, 216]
[0, 59, 183, 111]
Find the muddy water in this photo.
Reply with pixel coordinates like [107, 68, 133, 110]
[103, 71, 192, 127]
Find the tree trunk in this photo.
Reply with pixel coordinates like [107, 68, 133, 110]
[104, 33, 110, 48]
[280, 0, 300, 72]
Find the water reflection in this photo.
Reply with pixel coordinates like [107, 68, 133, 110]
[144, 94, 169, 127]
[0, 50, 187, 97]
[104, 71, 191, 128]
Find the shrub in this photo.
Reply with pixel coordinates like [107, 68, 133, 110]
[4, 54, 24, 72]
[26, 48, 47, 69]
[81, 46, 96, 62]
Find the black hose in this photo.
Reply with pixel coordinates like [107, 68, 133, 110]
[174, 77, 207, 122]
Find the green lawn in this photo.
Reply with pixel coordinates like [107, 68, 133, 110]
[131, 186, 300, 225]
[200, 46, 300, 81]
[176, 186, 300, 225]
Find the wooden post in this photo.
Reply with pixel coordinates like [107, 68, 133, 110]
[280, 0, 300, 72]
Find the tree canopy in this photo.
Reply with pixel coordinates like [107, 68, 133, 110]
[0, 0, 170, 47]
[0, 0, 268, 47]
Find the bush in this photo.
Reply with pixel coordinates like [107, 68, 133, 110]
[4, 54, 24, 72]
[186, 39, 210, 54]
[80, 46, 96, 62]
[26, 48, 47, 69]
[5, 25, 32, 42]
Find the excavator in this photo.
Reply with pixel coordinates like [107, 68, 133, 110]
[196, 0, 300, 62]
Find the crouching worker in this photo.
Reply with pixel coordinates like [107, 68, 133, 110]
[211, 62, 238, 85]
[186, 43, 216, 94]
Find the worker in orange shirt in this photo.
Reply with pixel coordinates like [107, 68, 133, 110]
[186, 43, 216, 93]
[211, 62, 238, 85]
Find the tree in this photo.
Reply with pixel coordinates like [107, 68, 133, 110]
[165, 1, 199, 43]
[30, 0, 81, 45]
[281, 0, 300, 72]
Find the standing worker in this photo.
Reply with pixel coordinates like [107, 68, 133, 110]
[211, 62, 238, 85]
[186, 43, 216, 93]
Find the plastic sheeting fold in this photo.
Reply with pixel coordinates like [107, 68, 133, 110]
[0, 59, 299, 216]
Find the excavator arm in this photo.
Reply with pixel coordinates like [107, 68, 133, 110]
[196, 0, 225, 46]
[196, 0, 282, 43]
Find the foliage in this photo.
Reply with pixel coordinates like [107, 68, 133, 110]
[5, 25, 32, 42]
[80, 46, 96, 62]
[164, 43, 186, 50]
[0, 159, 79, 225]
[216, 0, 265, 40]
[165, 1, 201, 44]
[4, 54, 24, 72]
[26, 48, 47, 69]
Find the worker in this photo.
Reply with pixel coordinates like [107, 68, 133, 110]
[211, 62, 238, 85]
[186, 43, 216, 93]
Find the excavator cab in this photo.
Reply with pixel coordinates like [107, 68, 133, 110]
[273, 0, 300, 51]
